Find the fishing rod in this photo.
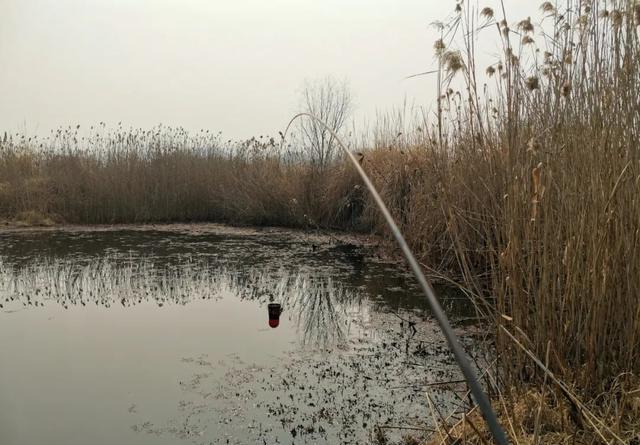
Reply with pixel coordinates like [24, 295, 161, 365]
[282, 113, 509, 445]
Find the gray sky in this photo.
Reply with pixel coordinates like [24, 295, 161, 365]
[0, 0, 537, 140]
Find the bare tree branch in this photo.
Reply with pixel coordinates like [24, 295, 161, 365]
[297, 77, 352, 169]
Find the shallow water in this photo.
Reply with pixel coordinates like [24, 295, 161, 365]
[0, 225, 481, 445]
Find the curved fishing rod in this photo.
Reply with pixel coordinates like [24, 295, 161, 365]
[282, 113, 509, 445]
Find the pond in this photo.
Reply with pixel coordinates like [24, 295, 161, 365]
[0, 224, 483, 445]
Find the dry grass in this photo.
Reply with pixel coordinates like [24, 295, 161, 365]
[379, 1, 639, 442]
[0, 127, 364, 229]
[1, 0, 638, 442]
[422, 376, 640, 444]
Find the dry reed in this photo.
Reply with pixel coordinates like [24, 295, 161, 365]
[1, 0, 638, 442]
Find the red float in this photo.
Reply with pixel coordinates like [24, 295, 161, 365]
[267, 303, 283, 329]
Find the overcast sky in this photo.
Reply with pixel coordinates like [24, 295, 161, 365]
[0, 0, 538, 140]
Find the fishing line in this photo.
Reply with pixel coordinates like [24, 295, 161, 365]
[282, 113, 509, 445]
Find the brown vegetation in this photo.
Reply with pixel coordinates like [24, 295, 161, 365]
[1, 0, 639, 443]
[0, 128, 355, 228]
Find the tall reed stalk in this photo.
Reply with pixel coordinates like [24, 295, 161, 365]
[1, 0, 638, 441]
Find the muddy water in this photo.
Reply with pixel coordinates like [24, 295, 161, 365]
[0, 225, 482, 445]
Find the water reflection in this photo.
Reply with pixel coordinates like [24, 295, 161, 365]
[0, 228, 475, 319]
[0, 257, 223, 309]
[0, 258, 364, 347]
[0, 228, 482, 445]
[235, 270, 365, 345]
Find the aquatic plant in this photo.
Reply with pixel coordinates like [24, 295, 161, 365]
[1, 0, 638, 442]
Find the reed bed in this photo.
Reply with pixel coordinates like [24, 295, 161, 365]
[1, 0, 638, 442]
[0, 125, 359, 227]
[382, 1, 639, 442]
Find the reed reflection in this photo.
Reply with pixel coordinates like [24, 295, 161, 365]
[0, 258, 363, 347]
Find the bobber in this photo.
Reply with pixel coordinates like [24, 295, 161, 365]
[267, 303, 283, 328]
